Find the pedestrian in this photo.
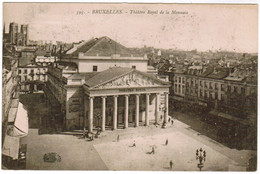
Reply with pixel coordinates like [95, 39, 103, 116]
[168, 117, 171, 122]
[133, 141, 136, 147]
[152, 146, 155, 154]
[160, 115, 163, 120]
[83, 127, 86, 138]
[165, 139, 168, 146]
[171, 119, 174, 125]
[117, 135, 120, 142]
[169, 160, 173, 170]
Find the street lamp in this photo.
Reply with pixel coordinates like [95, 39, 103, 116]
[196, 148, 206, 171]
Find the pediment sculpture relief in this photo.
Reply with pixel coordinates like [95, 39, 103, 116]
[96, 72, 161, 89]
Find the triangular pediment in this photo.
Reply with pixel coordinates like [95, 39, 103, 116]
[93, 71, 167, 89]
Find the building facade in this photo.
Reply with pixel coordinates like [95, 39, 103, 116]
[172, 66, 257, 118]
[45, 37, 171, 131]
[17, 63, 48, 92]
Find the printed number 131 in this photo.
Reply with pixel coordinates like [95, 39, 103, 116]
[77, 10, 84, 15]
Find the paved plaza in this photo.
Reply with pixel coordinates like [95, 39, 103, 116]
[95, 131, 237, 171]
[21, 117, 254, 171]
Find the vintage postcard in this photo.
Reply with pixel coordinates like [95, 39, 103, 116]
[2, 2, 258, 171]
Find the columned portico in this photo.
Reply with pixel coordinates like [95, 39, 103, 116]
[89, 96, 94, 132]
[124, 95, 129, 128]
[145, 94, 150, 126]
[82, 67, 170, 132]
[135, 94, 140, 127]
[164, 92, 169, 124]
[101, 96, 106, 131]
[113, 95, 118, 130]
[155, 93, 160, 124]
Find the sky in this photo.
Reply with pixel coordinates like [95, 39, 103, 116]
[3, 3, 258, 53]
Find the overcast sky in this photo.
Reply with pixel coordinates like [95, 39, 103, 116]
[3, 3, 258, 53]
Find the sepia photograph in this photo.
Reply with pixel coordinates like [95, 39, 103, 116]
[1, 2, 258, 171]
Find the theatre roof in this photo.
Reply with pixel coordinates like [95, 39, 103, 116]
[65, 36, 143, 57]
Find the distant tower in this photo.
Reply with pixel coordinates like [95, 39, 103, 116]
[20, 24, 29, 45]
[9, 22, 18, 45]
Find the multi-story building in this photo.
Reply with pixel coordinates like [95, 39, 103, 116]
[18, 47, 36, 66]
[17, 63, 48, 92]
[35, 55, 56, 66]
[172, 65, 257, 119]
[45, 36, 171, 131]
[2, 44, 28, 162]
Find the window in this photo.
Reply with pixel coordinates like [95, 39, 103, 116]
[209, 82, 213, 89]
[221, 84, 225, 91]
[234, 86, 238, 93]
[241, 87, 245, 94]
[227, 85, 231, 92]
[93, 65, 98, 72]
[18, 69, 21, 74]
[24, 76, 27, 81]
[24, 69, 27, 74]
[215, 92, 218, 99]
[215, 83, 218, 90]
[132, 65, 136, 69]
[31, 69, 34, 73]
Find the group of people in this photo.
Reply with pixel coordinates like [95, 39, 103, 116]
[82, 127, 102, 141]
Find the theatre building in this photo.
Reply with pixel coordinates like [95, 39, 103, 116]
[46, 36, 170, 132]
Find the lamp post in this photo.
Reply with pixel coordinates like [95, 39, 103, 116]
[196, 148, 206, 171]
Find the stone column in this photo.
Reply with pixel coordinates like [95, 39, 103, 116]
[155, 93, 160, 124]
[124, 95, 129, 128]
[164, 92, 169, 124]
[135, 94, 140, 127]
[89, 96, 94, 133]
[83, 95, 87, 129]
[101, 96, 106, 131]
[113, 95, 118, 130]
[145, 94, 150, 126]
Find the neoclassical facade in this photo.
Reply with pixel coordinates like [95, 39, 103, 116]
[81, 67, 170, 132]
[63, 67, 170, 131]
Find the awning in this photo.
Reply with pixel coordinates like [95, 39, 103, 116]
[209, 110, 248, 125]
[8, 99, 19, 123]
[8, 108, 18, 123]
[12, 102, 29, 137]
[2, 135, 20, 160]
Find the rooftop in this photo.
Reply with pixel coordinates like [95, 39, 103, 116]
[65, 36, 144, 57]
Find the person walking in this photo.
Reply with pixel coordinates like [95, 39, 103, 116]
[133, 141, 136, 147]
[168, 117, 171, 122]
[169, 160, 173, 170]
[165, 139, 168, 146]
[171, 119, 174, 125]
[83, 127, 86, 139]
[117, 135, 120, 142]
[152, 146, 155, 154]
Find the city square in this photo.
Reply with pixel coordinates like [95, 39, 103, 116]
[21, 109, 253, 171]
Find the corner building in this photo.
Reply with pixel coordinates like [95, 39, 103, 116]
[46, 37, 170, 131]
